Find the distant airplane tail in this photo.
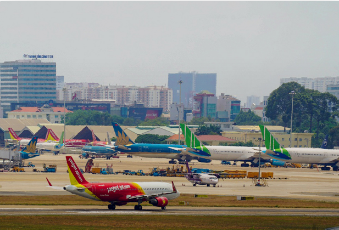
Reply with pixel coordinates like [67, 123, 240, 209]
[45, 129, 59, 142]
[20, 136, 39, 159]
[112, 122, 134, 146]
[259, 125, 282, 150]
[66, 156, 88, 185]
[91, 130, 96, 142]
[8, 128, 20, 141]
[321, 134, 328, 149]
[180, 123, 211, 157]
[107, 132, 111, 145]
[259, 125, 291, 160]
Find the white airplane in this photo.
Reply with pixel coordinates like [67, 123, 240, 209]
[184, 161, 218, 187]
[260, 125, 339, 171]
[178, 124, 286, 167]
[47, 156, 180, 210]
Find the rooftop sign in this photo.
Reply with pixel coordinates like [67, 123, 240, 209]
[23, 54, 53, 59]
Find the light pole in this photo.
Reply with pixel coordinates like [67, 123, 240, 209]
[255, 137, 263, 186]
[178, 80, 183, 145]
[63, 87, 66, 144]
[289, 91, 296, 147]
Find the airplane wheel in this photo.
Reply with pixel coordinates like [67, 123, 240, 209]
[108, 204, 116, 210]
[333, 166, 339, 171]
[161, 206, 166, 210]
[213, 184, 216, 187]
[207, 184, 210, 187]
[134, 205, 142, 210]
[193, 184, 196, 186]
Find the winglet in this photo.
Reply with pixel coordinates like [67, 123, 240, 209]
[112, 122, 134, 145]
[172, 181, 177, 193]
[46, 177, 52, 186]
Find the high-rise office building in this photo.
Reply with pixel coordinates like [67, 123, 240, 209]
[0, 59, 56, 117]
[168, 71, 217, 108]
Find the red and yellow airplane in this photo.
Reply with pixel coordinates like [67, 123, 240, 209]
[47, 156, 179, 210]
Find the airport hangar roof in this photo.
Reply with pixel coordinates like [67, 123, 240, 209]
[0, 118, 50, 132]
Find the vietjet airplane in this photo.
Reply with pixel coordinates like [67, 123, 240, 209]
[184, 161, 218, 187]
[47, 156, 179, 210]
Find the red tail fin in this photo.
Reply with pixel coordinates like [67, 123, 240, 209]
[8, 128, 20, 140]
[46, 129, 59, 142]
[66, 156, 88, 185]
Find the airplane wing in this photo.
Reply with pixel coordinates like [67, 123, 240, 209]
[46, 177, 64, 190]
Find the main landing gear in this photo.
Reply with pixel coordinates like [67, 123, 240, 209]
[108, 204, 116, 210]
[134, 205, 142, 210]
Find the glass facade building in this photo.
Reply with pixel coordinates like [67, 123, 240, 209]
[0, 59, 56, 117]
[168, 72, 216, 108]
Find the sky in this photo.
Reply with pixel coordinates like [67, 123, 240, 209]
[1, 2, 339, 104]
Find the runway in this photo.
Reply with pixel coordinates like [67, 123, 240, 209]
[0, 205, 338, 216]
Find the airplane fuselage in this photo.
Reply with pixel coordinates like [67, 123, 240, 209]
[65, 182, 179, 203]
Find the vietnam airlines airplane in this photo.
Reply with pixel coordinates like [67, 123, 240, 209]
[81, 145, 117, 159]
[112, 122, 193, 163]
[47, 156, 179, 210]
[259, 125, 339, 171]
[20, 136, 40, 159]
[179, 123, 286, 167]
[184, 161, 218, 187]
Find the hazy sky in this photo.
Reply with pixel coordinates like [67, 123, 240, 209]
[1, 2, 339, 104]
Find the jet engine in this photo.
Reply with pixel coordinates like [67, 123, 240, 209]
[198, 158, 211, 163]
[271, 159, 286, 167]
[149, 197, 168, 207]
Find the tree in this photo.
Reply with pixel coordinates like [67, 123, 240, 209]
[188, 117, 211, 125]
[234, 110, 262, 125]
[195, 124, 222, 135]
[135, 134, 170, 144]
[66, 110, 113, 125]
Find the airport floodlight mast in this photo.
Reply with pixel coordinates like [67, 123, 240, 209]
[178, 79, 183, 145]
[255, 137, 264, 187]
[289, 91, 296, 147]
[63, 87, 66, 144]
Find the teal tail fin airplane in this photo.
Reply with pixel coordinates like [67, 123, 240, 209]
[112, 122, 134, 146]
[180, 123, 211, 157]
[20, 136, 40, 159]
[259, 125, 291, 160]
[54, 131, 64, 150]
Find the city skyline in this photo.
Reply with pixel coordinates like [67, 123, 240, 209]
[1, 2, 339, 103]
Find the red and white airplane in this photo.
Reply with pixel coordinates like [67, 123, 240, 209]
[8, 128, 58, 144]
[47, 156, 179, 210]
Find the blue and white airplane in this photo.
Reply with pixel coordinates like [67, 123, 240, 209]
[111, 122, 200, 163]
[82, 145, 117, 159]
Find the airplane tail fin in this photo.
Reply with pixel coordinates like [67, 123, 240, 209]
[20, 136, 39, 159]
[180, 123, 202, 148]
[107, 132, 111, 145]
[66, 156, 88, 185]
[8, 128, 20, 141]
[59, 131, 64, 144]
[321, 134, 328, 149]
[180, 123, 211, 157]
[185, 160, 192, 174]
[259, 125, 282, 150]
[91, 130, 96, 142]
[112, 122, 134, 145]
[45, 129, 59, 142]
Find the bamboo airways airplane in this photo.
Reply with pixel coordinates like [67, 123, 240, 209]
[178, 123, 286, 167]
[47, 156, 179, 210]
[259, 125, 339, 171]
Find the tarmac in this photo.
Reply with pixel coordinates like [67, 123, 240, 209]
[1, 153, 339, 216]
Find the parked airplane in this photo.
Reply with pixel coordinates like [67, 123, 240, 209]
[259, 125, 339, 171]
[81, 145, 117, 159]
[112, 122, 195, 163]
[47, 156, 179, 210]
[90, 130, 114, 146]
[20, 136, 40, 159]
[179, 123, 286, 167]
[8, 128, 58, 144]
[184, 161, 218, 187]
[53, 132, 82, 155]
